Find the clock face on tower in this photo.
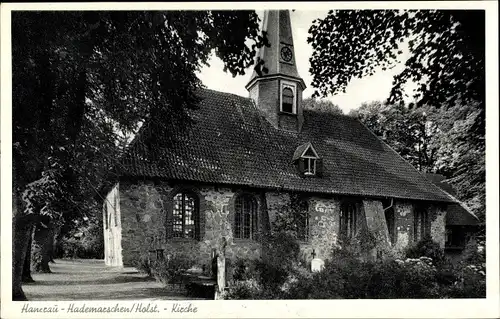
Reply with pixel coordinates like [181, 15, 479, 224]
[280, 46, 293, 62]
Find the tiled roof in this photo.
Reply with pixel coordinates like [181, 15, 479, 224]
[425, 174, 480, 226]
[120, 89, 453, 203]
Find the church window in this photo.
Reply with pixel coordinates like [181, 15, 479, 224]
[384, 205, 396, 245]
[234, 194, 258, 239]
[340, 201, 359, 242]
[291, 195, 310, 241]
[104, 204, 109, 230]
[414, 206, 429, 242]
[172, 191, 198, 239]
[281, 82, 296, 114]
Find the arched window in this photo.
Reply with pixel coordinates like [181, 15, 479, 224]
[414, 206, 429, 242]
[234, 194, 258, 239]
[172, 191, 199, 239]
[384, 207, 396, 245]
[291, 195, 309, 241]
[340, 201, 358, 242]
[281, 86, 295, 113]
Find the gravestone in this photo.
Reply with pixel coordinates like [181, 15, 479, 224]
[215, 237, 227, 300]
[311, 258, 325, 273]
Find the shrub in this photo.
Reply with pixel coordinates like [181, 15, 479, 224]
[59, 219, 104, 259]
[441, 239, 486, 298]
[261, 231, 301, 271]
[231, 258, 260, 282]
[405, 236, 445, 266]
[135, 254, 152, 276]
[226, 245, 484, 300]
[151, 253, 197, 285]
[461, 238, 486, 265]
[222, 279, 264, 300]
[451, 266, 486, 298]
[284, 249, 441, 299]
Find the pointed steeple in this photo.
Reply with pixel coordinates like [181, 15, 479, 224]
[246, 10, 306, 132]
[246, 10, 306, 90]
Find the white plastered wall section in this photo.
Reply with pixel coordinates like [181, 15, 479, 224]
[103, 183, 123, 266]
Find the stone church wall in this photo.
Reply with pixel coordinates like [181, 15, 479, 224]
[111, 180, 446, 268]
[118, 181, 266, 268]
[300, 197, 341, 262]
[430, 204, 447, 248]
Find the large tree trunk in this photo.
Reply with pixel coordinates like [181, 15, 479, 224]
[22, 225, 35, 283]
[13, 213, 35, 301]
[49, 225, 60, 263]
[31, 221, 53, 273]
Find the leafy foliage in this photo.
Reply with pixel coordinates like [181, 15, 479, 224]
[21, 168, 64, 218]
[58, 216, 104, 259]
[405, 236, 446, 266]
[350, 101, 441, 172]
[431, 103, 485, 220]
[302, 97, 343, 114]
[308, 10, 484, 110]
[150, 253, 197, 285]
[226, 253, 485, 299]
[13, 10, 266, 218]
[12, 10, 264, 299]
[350, 99, 485, 220]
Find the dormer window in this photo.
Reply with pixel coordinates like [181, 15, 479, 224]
[281, 82, 296, 114]
[293, 142, 323, 177]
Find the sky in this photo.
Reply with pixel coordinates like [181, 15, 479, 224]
[196, 10, 412, 114]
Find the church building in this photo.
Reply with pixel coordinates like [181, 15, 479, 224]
[103, 10, 454, 268]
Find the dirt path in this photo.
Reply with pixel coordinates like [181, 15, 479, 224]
[23, 259, 204, 300]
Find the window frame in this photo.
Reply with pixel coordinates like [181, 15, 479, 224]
[384, 206, 396, 245]
[339, 201, 359, 243]
[302, 156, 317, 176]
[234, 194, 259, 240]
[171, 191, 199, 240]
[280, 81, 297, 114]
[291, 195, 310, 242]
[414, 206, 429, 242]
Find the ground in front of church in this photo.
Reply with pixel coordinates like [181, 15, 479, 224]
[23, 259, 206, 300]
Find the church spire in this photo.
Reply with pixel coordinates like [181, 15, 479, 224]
[246, 10, 306, 132]
[246, 10, 306, 90]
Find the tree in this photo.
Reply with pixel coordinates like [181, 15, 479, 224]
[308, 9, 485, 221]
[308, 10, 484, 111]
[430, 102, 485, 221]
[302, 97, 343, 115]
[350, 100, 485, 221]
[349, 101, 439, 172]
[12, 10, 265, 300]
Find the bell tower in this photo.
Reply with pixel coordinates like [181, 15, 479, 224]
[245, 10, 306, 132]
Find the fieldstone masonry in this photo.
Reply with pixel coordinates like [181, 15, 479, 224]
[393, 201, 415, 256]
[301, 197, 340, 261]
[105, 180, 447, 268]
[430, 204, 447, 248]
[362, 199, 391, 257]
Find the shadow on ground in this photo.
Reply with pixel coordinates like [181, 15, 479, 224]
[23, 259, 206, 301]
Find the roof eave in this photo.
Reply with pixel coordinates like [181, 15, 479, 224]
[245, 74, 307, 91]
